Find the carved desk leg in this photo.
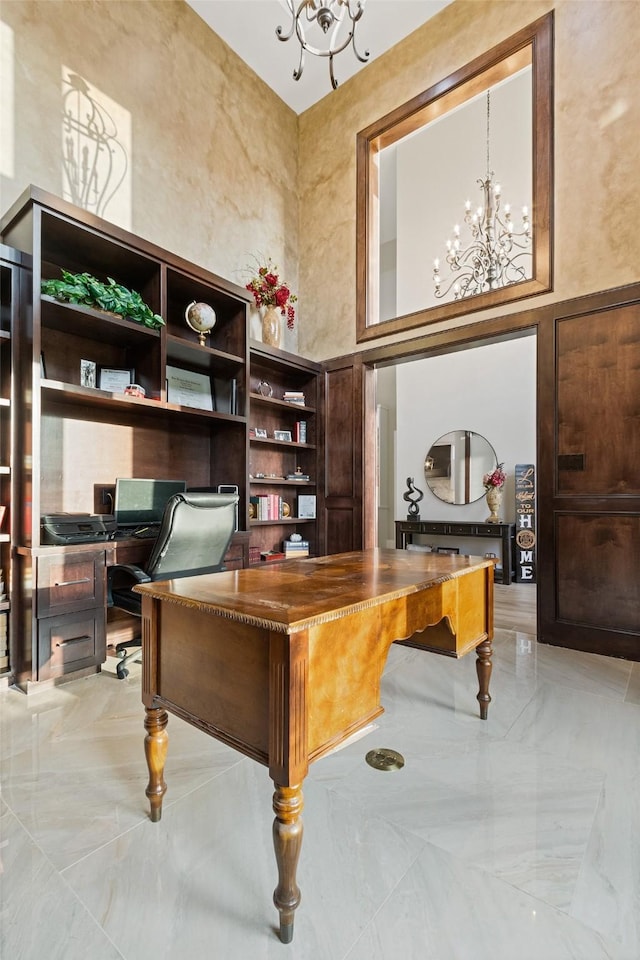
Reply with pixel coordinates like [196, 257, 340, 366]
[272, 783, 304, 943]
[475, 637, 493, 720]
[144, 706, 168, 821]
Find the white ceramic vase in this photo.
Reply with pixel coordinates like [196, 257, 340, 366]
[262, 305, 281, 348]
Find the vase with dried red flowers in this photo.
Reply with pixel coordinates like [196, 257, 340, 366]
[483, 462, 506, 523]
[245, 257, 297, 349]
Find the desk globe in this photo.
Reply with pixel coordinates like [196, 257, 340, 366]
[185, 300, 216, 346]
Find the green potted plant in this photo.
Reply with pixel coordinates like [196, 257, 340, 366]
[41, 269, 164, 329]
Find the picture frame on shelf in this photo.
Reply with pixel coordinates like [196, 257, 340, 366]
[166, 365, 213, 411]
[98, 366, 135, 393]
[274, 429, 292, 442]
[80, 359, 97, 388]
[254, 428, 268, 439]
[297, 494, 316, 519]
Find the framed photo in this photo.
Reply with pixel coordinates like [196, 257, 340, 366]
[98, 366, 135, 393]
[297, 494, 316, 519]
[166, 365, 213, 411]
[80, 359, 96, 388]
[254, 427, 268, 439]
[436, 546, 459, 555]
[274, 429, 292, 442]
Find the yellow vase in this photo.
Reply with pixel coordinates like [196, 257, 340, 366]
[262, 305, 281, 348]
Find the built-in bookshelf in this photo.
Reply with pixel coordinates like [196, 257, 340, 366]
[0, 244, 30, 679]
[0, 186, 251, 685]
[249, 343, 321, 564]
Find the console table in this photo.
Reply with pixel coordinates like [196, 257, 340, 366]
[136, 549, 494, 942]
[395, 519, 516, 585]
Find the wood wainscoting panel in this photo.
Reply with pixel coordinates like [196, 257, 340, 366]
[556, 305, 640, 497]
[538, 287, 640, 659]
[322, 357, 367, 554]
[556, 513, 640, 635]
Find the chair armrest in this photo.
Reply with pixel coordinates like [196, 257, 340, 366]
[107, 563, 151, 606]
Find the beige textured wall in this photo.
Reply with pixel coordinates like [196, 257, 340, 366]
[3, 2, 640, 362]
[0, 0, 300, 350]
[297, 0, 640, 359]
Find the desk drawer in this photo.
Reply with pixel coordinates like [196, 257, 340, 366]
[38, 608, 106, 679]
[476, 524, 501, 535]
[449, 523, 475, 535]
[419, 522, 447, 534]
[37, 551, 105, 617]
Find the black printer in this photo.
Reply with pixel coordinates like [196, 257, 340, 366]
[41, 513, 117, 545]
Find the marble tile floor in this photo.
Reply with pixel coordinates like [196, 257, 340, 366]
[1, 584, 639, 960]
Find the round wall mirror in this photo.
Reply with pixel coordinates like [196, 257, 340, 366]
[424, 430, 497, 504]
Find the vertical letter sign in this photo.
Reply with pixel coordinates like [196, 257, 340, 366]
[514, 464, 536, 583]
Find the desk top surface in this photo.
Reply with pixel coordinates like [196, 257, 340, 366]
[135, 548, 492, 632]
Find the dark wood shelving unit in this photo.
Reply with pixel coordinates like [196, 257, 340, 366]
[249, 342, 322, 564]
[0, 244, 31, 679]
[0, 188, 328, 686]
[0, 187, 253, 687]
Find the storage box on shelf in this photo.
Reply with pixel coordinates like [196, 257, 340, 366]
[0, 186, 251, 687]
[249, 342, 322, 563]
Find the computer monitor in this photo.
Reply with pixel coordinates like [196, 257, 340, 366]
[113, 478, 186, 527]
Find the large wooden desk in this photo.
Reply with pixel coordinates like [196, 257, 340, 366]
[136, 549, 494, 942]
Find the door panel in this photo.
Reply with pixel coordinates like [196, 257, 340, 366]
[557, 307, 640, 496]
[556, 513, 640, 634]
[322, 358, 364, 554]
[538, 292, 640, 659]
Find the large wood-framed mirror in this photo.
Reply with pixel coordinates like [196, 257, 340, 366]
[356, 12, 553, 343]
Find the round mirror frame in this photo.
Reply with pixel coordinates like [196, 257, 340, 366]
[424, 430, 497, 505]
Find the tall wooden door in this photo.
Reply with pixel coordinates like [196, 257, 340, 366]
[537, 287, 640, 659]
[321, 355, 375, 555]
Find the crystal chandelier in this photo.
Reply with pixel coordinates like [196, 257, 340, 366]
[276, 0, 369, 90]
[433, 90, 532, 301]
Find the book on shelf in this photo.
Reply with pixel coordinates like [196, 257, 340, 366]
[251, 494, 291, 521]
[294, 420, 307, 443]
[283, 391, 306, 405]
[261, 550, 285, 562]
[286, 473, 310, 481]
[283, 539, 309, 557]
[213, 377, 237, 415]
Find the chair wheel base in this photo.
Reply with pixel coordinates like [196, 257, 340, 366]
[116, 663, 129, 680]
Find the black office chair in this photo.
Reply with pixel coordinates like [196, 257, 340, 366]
[107, 491, 239, 679]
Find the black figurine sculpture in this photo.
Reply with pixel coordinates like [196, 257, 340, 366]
[403, 476, 424, 520]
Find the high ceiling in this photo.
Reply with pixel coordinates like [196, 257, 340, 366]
[186, 0, 453, 114]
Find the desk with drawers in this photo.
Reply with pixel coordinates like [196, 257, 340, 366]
[14, 532, 250, 688]
[136, 549, 495, 942]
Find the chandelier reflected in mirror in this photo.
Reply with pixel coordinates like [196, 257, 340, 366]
[433, 90, 532, 301]
[277, 0, 369, 90]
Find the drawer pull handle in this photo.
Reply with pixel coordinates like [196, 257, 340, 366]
[56, 635, 91, 647]
[54, 577, 92, 587]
